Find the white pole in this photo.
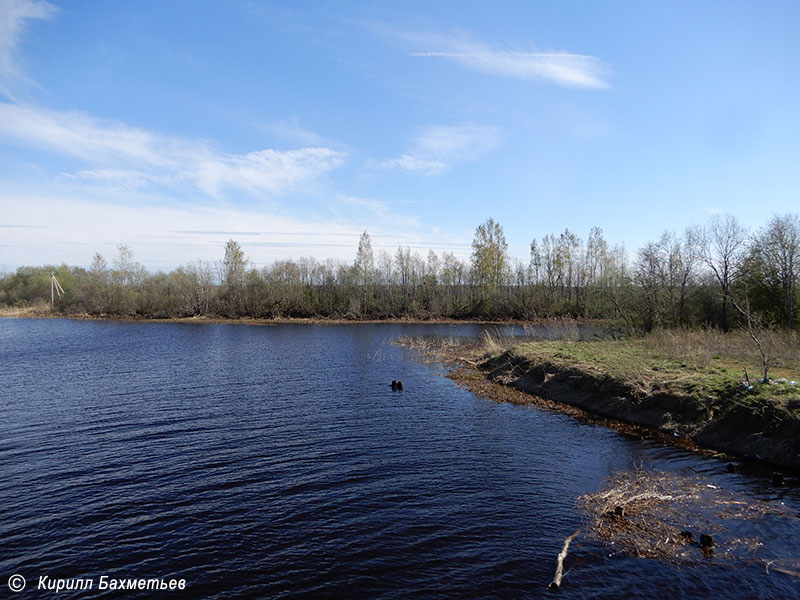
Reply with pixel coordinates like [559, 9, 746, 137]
[50, 273, 65, 303]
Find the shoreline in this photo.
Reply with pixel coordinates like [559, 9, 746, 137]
[8, 309, 797, 473]
[477, 347, 800, 473]
[0, 307, 601, 327]
[401, 336, 800, 474]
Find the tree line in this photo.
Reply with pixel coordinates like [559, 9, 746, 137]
[2, 213, 799, 331]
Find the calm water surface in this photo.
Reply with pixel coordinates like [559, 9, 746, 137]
[1, 319, 799, 599]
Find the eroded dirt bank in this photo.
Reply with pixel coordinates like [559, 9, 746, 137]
[478, 348, 800, 471]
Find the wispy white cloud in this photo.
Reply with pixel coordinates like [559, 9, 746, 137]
[380, 154, 449, 177]
[0, 102, 348, 197]
[0, 103, 190, 166]
[332, 194, 426, 234]
[0, 192, 361, 268]
[0, 192, 468, 269]
[403, 31, 610, 89]
[260, 117, 331, 147]
[193, 148, 346, 197]
[0, 0, 57, 95]
[379, 123, 502, 176]
[414, 123, 503, 161]
[66, 169, 172, 190]
[335, 193, 392, 219]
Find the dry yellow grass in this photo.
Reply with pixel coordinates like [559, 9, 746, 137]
[0, 301, 55, 318]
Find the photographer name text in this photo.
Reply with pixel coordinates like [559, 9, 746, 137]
[36, 575, 187, 593]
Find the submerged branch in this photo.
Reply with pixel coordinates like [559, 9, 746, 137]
[548, 530, 580, 590]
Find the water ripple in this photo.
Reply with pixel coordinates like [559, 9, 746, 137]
[1, 320, 799, 598]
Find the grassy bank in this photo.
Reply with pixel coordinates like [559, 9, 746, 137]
[477, 330, 800, 470]
[398, 328, 800, 470]
[0, 302, 54, 318]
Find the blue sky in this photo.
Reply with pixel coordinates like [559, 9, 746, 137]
[1, 0, 799, 271]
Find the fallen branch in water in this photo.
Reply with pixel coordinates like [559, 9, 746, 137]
[548, 530, 580, 590]
[579, 469, 799, 565]
[764, 559, 800, 579]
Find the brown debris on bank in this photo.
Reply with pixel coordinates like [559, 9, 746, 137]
[579, 469, 800, 574]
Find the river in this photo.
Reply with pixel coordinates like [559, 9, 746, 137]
[1, 319, 798, 598]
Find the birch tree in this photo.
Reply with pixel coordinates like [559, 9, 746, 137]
[471, 217, 508, 292]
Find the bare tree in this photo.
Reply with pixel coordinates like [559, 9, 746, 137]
[176, 260, 214, 315]
[376, 250, 394, 287]
[677, 226, 703, 326]
[584, 226, 609, 286]
[557, 229, 582, 306]
[703, 214, 747, 331]
[109, 244, 145, 315]
[635, 240, 665, 331]
[112, 244, 144, 287]
[754, 214, 800, 330]
[529, 238, 542, 284]
[425, 250, 440, 284]
[729, 293, 771, 383]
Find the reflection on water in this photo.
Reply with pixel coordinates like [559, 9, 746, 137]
[0, 319, 798, 599]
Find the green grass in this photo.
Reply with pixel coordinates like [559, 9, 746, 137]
[505, 330, 800, 411]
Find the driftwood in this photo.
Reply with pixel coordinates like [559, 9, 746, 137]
[548, 530, 580, 590]
[579, 469, 800, 571]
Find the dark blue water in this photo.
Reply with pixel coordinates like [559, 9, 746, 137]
[1, 319, 798, 599]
